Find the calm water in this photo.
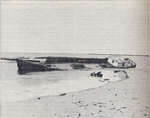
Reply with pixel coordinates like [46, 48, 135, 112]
[1, 53, 148, 102]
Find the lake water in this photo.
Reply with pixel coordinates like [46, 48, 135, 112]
[1, 53, 148, 103]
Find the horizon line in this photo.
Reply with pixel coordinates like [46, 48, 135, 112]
[1, 51, 149, 57]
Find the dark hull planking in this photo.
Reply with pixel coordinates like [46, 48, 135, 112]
[16, 59, 62, 74]
[44, 56, 108, 64]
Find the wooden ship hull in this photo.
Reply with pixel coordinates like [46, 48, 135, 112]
[16, 56, 136, 74]
[16, 57, 108, 74]
[16, 59, 61, 74]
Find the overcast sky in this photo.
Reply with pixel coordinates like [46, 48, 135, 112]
[1, 0, 148, 55]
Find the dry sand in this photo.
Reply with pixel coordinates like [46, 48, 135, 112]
[1, 56, 150, 118]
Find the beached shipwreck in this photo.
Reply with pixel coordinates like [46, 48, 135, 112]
[16, 56, 136, 73]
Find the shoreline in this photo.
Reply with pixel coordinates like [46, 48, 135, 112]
[2, 68, 149, 118]
[1, 56, 149, 118]
[1, 69, 128, 103]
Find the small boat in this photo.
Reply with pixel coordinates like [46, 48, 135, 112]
[16, 58, 61, 74]
[100, 57, 136, 68]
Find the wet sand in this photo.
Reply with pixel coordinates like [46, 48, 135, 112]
[1, 56, 150, 118]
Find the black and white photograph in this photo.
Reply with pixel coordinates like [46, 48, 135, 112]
[1, 0, 149, 118]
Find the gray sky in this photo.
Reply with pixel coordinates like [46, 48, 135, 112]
[1, 1, 148, 55]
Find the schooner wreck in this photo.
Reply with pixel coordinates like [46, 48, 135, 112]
[16, 56, 136, 74]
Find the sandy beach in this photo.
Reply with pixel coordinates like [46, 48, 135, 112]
[1, 0, 149, 117]
[1, 56, 150, 118]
